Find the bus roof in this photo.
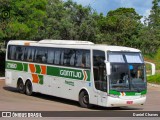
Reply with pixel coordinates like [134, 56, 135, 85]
[8, 40, 141, 52]
[39, 39, 94, 45]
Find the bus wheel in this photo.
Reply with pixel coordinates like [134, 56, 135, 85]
[79, 91, 91, 108]
[17, 79, 25, 94]
[25, 80, 33, 96]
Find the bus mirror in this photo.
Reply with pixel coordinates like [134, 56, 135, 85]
[106, 62, 111, 75]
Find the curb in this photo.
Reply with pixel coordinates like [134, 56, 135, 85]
[148, 83, 160, 87]
[0, 77, 5, 80]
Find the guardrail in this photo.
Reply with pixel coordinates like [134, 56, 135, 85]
[145, 61, 156, 76]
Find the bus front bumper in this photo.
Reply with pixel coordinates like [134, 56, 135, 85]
[106, 96, 146, 107]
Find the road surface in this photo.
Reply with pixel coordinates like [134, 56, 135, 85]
[0, 79, 160, 111]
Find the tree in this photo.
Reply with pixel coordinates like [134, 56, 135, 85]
[43, 0, 99, 42]
[0, 0, 47, 41]
[148, 0, 160, 27]
[97, 8, 142, 48]
[140, 0, 160, 53]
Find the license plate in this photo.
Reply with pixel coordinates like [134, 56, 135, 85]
[127, 101, 133, 104]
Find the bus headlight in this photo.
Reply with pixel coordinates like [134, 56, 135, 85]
[109, 94, 119, 98]
[141, 95, 146, 98]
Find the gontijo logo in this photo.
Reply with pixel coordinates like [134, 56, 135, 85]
[60, 69, 88, 81]
[60, 70, 82, 79]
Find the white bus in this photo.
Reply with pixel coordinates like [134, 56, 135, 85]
[5, 40, 147, 108]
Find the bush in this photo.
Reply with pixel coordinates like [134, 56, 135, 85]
[147, 74, 160, 84]
[155, 48, 160, 61]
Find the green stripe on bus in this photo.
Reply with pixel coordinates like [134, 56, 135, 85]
[47, 66, 90, 81]
[23, 63, 28, 72]
[109, 90, 147, 96]
[6, 61, 90, 81]
[38, 75, 43, 85]
[6, 61, 23, 71]
[35, 65, 41, 74]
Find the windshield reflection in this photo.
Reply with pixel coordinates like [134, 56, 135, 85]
[108, 52, 146, 92]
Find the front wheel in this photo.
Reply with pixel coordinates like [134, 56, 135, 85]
[25, 81, 33, 96]
[79, 91, 91, 108]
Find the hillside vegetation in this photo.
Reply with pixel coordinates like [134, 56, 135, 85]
[0, 0, 160, 84]
[0, 0, 160, 54]
[145, 49, 160, 84]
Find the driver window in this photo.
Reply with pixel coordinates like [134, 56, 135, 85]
[93, 50, 107, 92]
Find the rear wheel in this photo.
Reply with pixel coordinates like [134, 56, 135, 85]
[17, 80, 25, 94]
[79, 91, 91, 108]
[25, 80, 33, 96]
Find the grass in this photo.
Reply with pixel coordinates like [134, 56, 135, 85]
[144, 54, 160, 84]
[147, 74, 160, 85]
[144, 55, 160, 71]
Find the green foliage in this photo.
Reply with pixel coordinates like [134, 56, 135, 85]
[0, 0, 160, 82]
[147, 74, 160, 84]
[154, 48, 160, 61]
[41, 0, 98, 42]
[0, 0, 47, 41]
[96, 8, 143, 47]
[144, 51, 160, 72]
[141, 0, 160, 54]
[0, 0, 160, 55]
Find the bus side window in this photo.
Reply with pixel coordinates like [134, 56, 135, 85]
[70, 50, 75, 66]
[54, 49, 61, 65]
[34, 47, 47, 63]
[75, 50, 83, 67]
[27, 47, 36, 62]
[62, 49, 75, 66]
[75, 50, 90, 68]
[15, 46, 25, 61]
[8, 46, 16, 60]
[47, 48, 55, 64]
[93, 50, 107, 92]
[22, 47, 28, 61]
[85, 51, 91, 68]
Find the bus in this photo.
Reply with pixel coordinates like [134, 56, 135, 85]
[5, 40, 147, 108]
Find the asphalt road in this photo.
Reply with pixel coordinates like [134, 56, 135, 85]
[0, 80, 160, 120]
[0, 80, 160, 111]
[0, 79, 160, 112]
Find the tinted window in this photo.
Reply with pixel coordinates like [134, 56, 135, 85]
[63, 49, 76, 66]
[93, 50, 107, 92]
[8, 46, 16, 60]
[15, 46, 24, 60]
[47, 48, 55, 64]
[7, 45, 91, 69]
[93, 50, 105, 66]
[54, 49, 61, 65]
[35, 47, 47, 63]
[75, 50, 83, 67]
[75, 49, 90, 68]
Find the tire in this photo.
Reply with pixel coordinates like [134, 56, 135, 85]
[17, 80, 25, 94]
[25, 81, 33, 96]
[79, 91, 91, 108]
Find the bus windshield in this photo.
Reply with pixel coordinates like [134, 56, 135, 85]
[108, 52, 146, 92]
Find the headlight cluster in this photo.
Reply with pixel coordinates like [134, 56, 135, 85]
[140, 95, 146, 98]
[109, 94, 119, 98]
